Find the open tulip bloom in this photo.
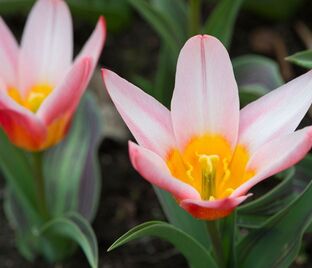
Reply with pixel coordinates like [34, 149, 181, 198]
[103, 35, 312, 220]
[0, 0, 106, 151]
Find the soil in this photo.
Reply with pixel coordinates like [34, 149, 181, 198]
[1, 1, 312, 267]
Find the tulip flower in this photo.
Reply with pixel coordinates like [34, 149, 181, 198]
[102, 35, 312, 220]
[0, 0, 106, 151]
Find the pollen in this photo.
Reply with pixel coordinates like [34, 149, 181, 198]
[8, 84, 53, 113]
[166, 135, 255, 200]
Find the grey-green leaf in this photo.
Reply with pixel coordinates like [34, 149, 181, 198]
[44, 92, 103, 220]
[38, 212, 98, 268]
[237, 168, 295, 228]
[238, 179, 312, 268]
[154, 187, 210, 248]
[108, 221, 217, 268]
[286, 50, 312, 69]
[233, 54, 283, 91]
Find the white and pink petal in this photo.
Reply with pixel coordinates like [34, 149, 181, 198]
[0, 90, 46, 150]
[75, 16, 106, 79]
[171, 35, 239, 150]
[0, 17, 19, 86]
[37, 57, 91, 125]
[239, 70, 312, 154]
[19, 0, 73, 94]
[180, 194, 250, 220]
[103, 69, 176, 158]
[233, 126, 312, 197]
[129, 141, 201, 201]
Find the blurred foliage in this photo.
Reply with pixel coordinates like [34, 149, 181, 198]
[0, 0, 132, 32]
[243, 0, 305, 21]
[203, 0, 244, 48]
[209, 0, 306, 20]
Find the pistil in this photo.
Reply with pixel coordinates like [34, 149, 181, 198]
[199, 154, 219, 200]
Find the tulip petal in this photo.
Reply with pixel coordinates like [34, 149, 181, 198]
[0, 90, 46, 150]
[102, 69, 176, 158]
[129, 141, 201, 201]
[180, 194, 250, 220]
[19, 0, 73, 94]
[171, 35, 239, 150]
[37, 57, 91, 125]
[75, 16, 106, 77]
[239, 70, 312, 153]
[0, 18, 19, 86]
[233, 126, 312, 197]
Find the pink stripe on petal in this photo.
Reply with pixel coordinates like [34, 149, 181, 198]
[239, 70, 312, 154]
[19, 0, 73, 93]
[171, 35, 239, 150]
[129, 141, 201, 201]
[181, 194, 250, 220]
[233, 126, 312, 197]
[102, 69, 176, 158]
[0, 17, 19, 86]
[37, 57, 91, 125]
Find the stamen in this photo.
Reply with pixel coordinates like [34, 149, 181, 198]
[218, 158, 231, 191]
[199, 154, 219, 200]
[186, 162, 194, 181]
[7, 84, 52, 113]
[224, 188, 234, 196]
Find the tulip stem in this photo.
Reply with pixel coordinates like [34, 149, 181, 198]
[206, 220, 225, 268]
[32, 152, 49, 219]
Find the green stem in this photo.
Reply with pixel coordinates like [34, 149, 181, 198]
[189, 0, 201, 36]
[32, 152, 49, 219]
[206, 220, 225, 268]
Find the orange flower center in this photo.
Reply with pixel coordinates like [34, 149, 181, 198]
[8, 84, 53, 113]
[166, 135, 255, 200]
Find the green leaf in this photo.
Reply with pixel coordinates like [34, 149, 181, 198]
[286, 50, 312, 69]
[203, 0, 245, 48]
[154, 187, 210, 248]
[44, 92, 103, 220]
[38, 212, 98, 268]
[128, 0, 180, 57]
[238, 179, 312, 268]
[237, 168, 296, 228]
[295, 155, 312, 233]
[151, 0, 188, 44]
[108, 221, 217, 268]
[219, 211, 237, 267]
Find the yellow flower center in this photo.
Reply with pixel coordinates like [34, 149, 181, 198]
[8, 84, 53, 113]
[166, 135, 255, 200]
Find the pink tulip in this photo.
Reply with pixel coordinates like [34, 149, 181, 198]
[0, 0, 106, 151]
[102, 35, 312, 220]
